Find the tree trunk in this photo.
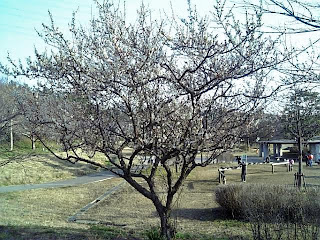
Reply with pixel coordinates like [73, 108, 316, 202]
[31, 134, 36, 150]
[123, 175, 176, 240]
[157, 207, 174, 240]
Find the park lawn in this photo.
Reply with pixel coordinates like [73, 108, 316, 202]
[0, 154, 100, 186]
[0, 163, 319, 239]
[0, 178, 127, 239]
[0, 139, 101, 186]
[78, 163, 320, 238]
[78, 164, 248, 239]
[0, 140, 151, 186]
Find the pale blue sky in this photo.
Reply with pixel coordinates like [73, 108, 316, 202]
[1, 0, 90, 63]
[0, 0, 216, 84]
[0, 0, 210, 64]
[1, 0, 318, 81]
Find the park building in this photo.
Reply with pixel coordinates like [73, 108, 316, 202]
[258, 137, 320, 162]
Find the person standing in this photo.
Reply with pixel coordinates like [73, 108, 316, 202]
[221, 170, 226, 184]
[236, 156, 242, 165]
[307, 152, 314, 167]
[241, 161, 247, 182]
[289, 159, 294, 171]
[265, 156, 270, 163]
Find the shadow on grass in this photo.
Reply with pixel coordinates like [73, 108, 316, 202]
[0, 225, 141, 240]
[42, 155, 99, 176]
[184, 179, 220, 188]
[305, 175, 320, 179]
[0, 225, 89, 240]
[170, 207, 232, 222]
[247, 169, 271, 175]
[189, 179, 220, 184]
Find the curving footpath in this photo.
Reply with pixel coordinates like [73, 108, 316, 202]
[0, 158, 264, 193]
[0, 170, 116, 193]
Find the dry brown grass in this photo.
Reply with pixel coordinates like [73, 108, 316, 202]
[0, 178, 123, 229]
[76, 163, 320, 238]
[1, 162, 319, 239]
[77, 165, 249, 239]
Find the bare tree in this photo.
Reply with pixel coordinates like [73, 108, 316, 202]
[256, 0, 320, 188]
[280, 86, 320, 187]
[0, 1, 285, 238]
[240, 111, 281, 148]
[282, 88, 320, 140]
[0, 78, 22, 150]
[244, 0, 320, 33]
[0, 78, 17, 131]
[267, 0, 320, 30]
[244, 0, 320, 86]
[0, 78, 38, 150]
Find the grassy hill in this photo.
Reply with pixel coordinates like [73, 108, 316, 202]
[0, 139, 99, 186]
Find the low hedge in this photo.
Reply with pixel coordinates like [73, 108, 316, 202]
[215, 184, 320, 224]
[216, 184, 320, 239]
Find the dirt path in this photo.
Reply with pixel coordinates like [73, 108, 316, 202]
[0, 170, 116, 193]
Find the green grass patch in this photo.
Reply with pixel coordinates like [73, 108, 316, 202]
[0, 178, 123, 227]
[0, 139, 44, 158]
[0, 139, 102, 186]
[0, 154, 99, 186]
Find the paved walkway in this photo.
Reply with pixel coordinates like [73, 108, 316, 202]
[0, 157, 264, 193]
[0, 171, 116, 193]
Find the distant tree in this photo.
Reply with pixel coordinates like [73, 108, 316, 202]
[0, 78, 22, 150]
[252, 0, 320, 140]
[241, 0, 320, 188]
[282, 88, 320, 140]
[240, 111, 281, 147]
[280, 86, 320, 187]
[0, 1, 285, 239]
[0, 78, 17, 131]
[0, 78, 37, 150]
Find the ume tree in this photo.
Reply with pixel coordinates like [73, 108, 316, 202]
[1, 1, 284, 239]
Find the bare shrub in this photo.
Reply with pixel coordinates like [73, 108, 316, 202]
[215, 184, 244, 218]
[215, 184, 320, 240]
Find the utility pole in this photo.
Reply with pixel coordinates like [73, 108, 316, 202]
[297, 134, 303, 188]
[295, 94, 303, 188]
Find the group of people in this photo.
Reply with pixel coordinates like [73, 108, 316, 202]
[263, 153, 314, 167]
